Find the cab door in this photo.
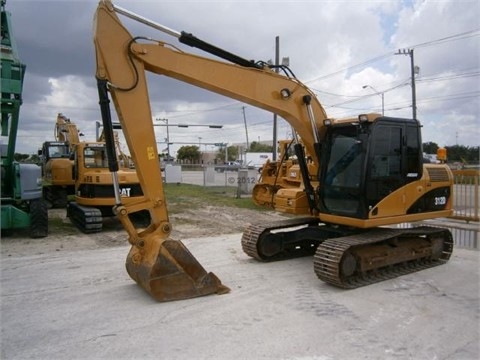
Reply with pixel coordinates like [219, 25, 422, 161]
[365, 118, 422, 212]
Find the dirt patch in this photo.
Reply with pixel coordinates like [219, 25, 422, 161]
[1, 207, 288, 257]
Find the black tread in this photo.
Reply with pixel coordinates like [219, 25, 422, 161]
[67, 202, 103, 234]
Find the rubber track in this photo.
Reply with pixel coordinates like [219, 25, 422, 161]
[67, 202, 103, 234]
[241, 217, 318, 260]
[29, 198, 49, 238]
[314, 226, 453, 289]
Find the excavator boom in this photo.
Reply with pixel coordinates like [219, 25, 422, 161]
[55, 113, 81, 147]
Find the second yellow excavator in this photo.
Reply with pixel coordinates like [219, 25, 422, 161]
[93, 1, 453, 301]
[66, 138, 144, 233]
[40, 113, 80, 208]
[40, 113, 145, 233]
[253, 138, 318, 214]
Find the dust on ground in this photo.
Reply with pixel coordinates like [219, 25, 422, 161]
[1, 206, 288, 257]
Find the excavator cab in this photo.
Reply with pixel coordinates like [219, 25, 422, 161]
[42, 142, 70, 159]
[318, 115, 451, 225]
[83, 144, 108, 168]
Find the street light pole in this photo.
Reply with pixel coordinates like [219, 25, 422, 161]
[362, 85, 384, 115]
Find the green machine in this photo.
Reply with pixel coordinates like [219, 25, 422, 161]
[1, 0, 47, 237]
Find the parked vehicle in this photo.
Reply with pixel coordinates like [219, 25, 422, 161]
[214, 161, 241, 172]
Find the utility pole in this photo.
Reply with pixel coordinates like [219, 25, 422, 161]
[395, 48, 419, 119]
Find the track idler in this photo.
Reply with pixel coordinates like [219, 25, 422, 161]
[126, 234, 230, 302]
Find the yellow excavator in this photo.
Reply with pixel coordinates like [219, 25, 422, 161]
[41, 113, 144, 233]
[253, 138, 318, 214]
[93, 1, 453, 301]
[40, 113, 79, 208]
[67, 138, 145, 233]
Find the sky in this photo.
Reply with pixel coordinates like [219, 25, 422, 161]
[4, 0, 480, 158]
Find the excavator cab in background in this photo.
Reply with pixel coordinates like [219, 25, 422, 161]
[40, 140, 73, 208]
[93, 1, 453, 301]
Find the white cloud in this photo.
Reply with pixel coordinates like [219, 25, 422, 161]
[40, 76, 97, 110]
[16, 75, 100, 153]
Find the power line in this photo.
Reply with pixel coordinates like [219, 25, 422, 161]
[417, 71, 480, 83]
[305, 53, 392, 83]
[414, 28, 480, 49]
[313, 77, 411, 104]
[304, 28, 479, 84]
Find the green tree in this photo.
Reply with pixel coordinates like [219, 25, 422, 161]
[28, 154, 40, 164]
[176, 145, 201, 162]
[14, 153, 30, 162]
[248, 141, 273, 152]
[445, 145, 479, 163]
[422, 143, 479, 164]
[216, 145, 238, 162]
[422, 142, 439, 154]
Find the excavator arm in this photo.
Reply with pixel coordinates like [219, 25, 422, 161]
[93, 1, 330, 301]
[55, 113, 81, 148]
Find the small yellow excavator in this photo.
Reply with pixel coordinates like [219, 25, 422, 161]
[93, 1, 453, 301]
[253, 138, 318, 214]
[66, 138, 144, 233]
[40, 113, 80, 208]
[41, 113, 144, 233]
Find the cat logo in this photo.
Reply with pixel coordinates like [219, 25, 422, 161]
[120, 188, 131, 197]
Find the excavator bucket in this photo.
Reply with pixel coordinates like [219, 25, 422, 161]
[126, 238, 230, 302]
